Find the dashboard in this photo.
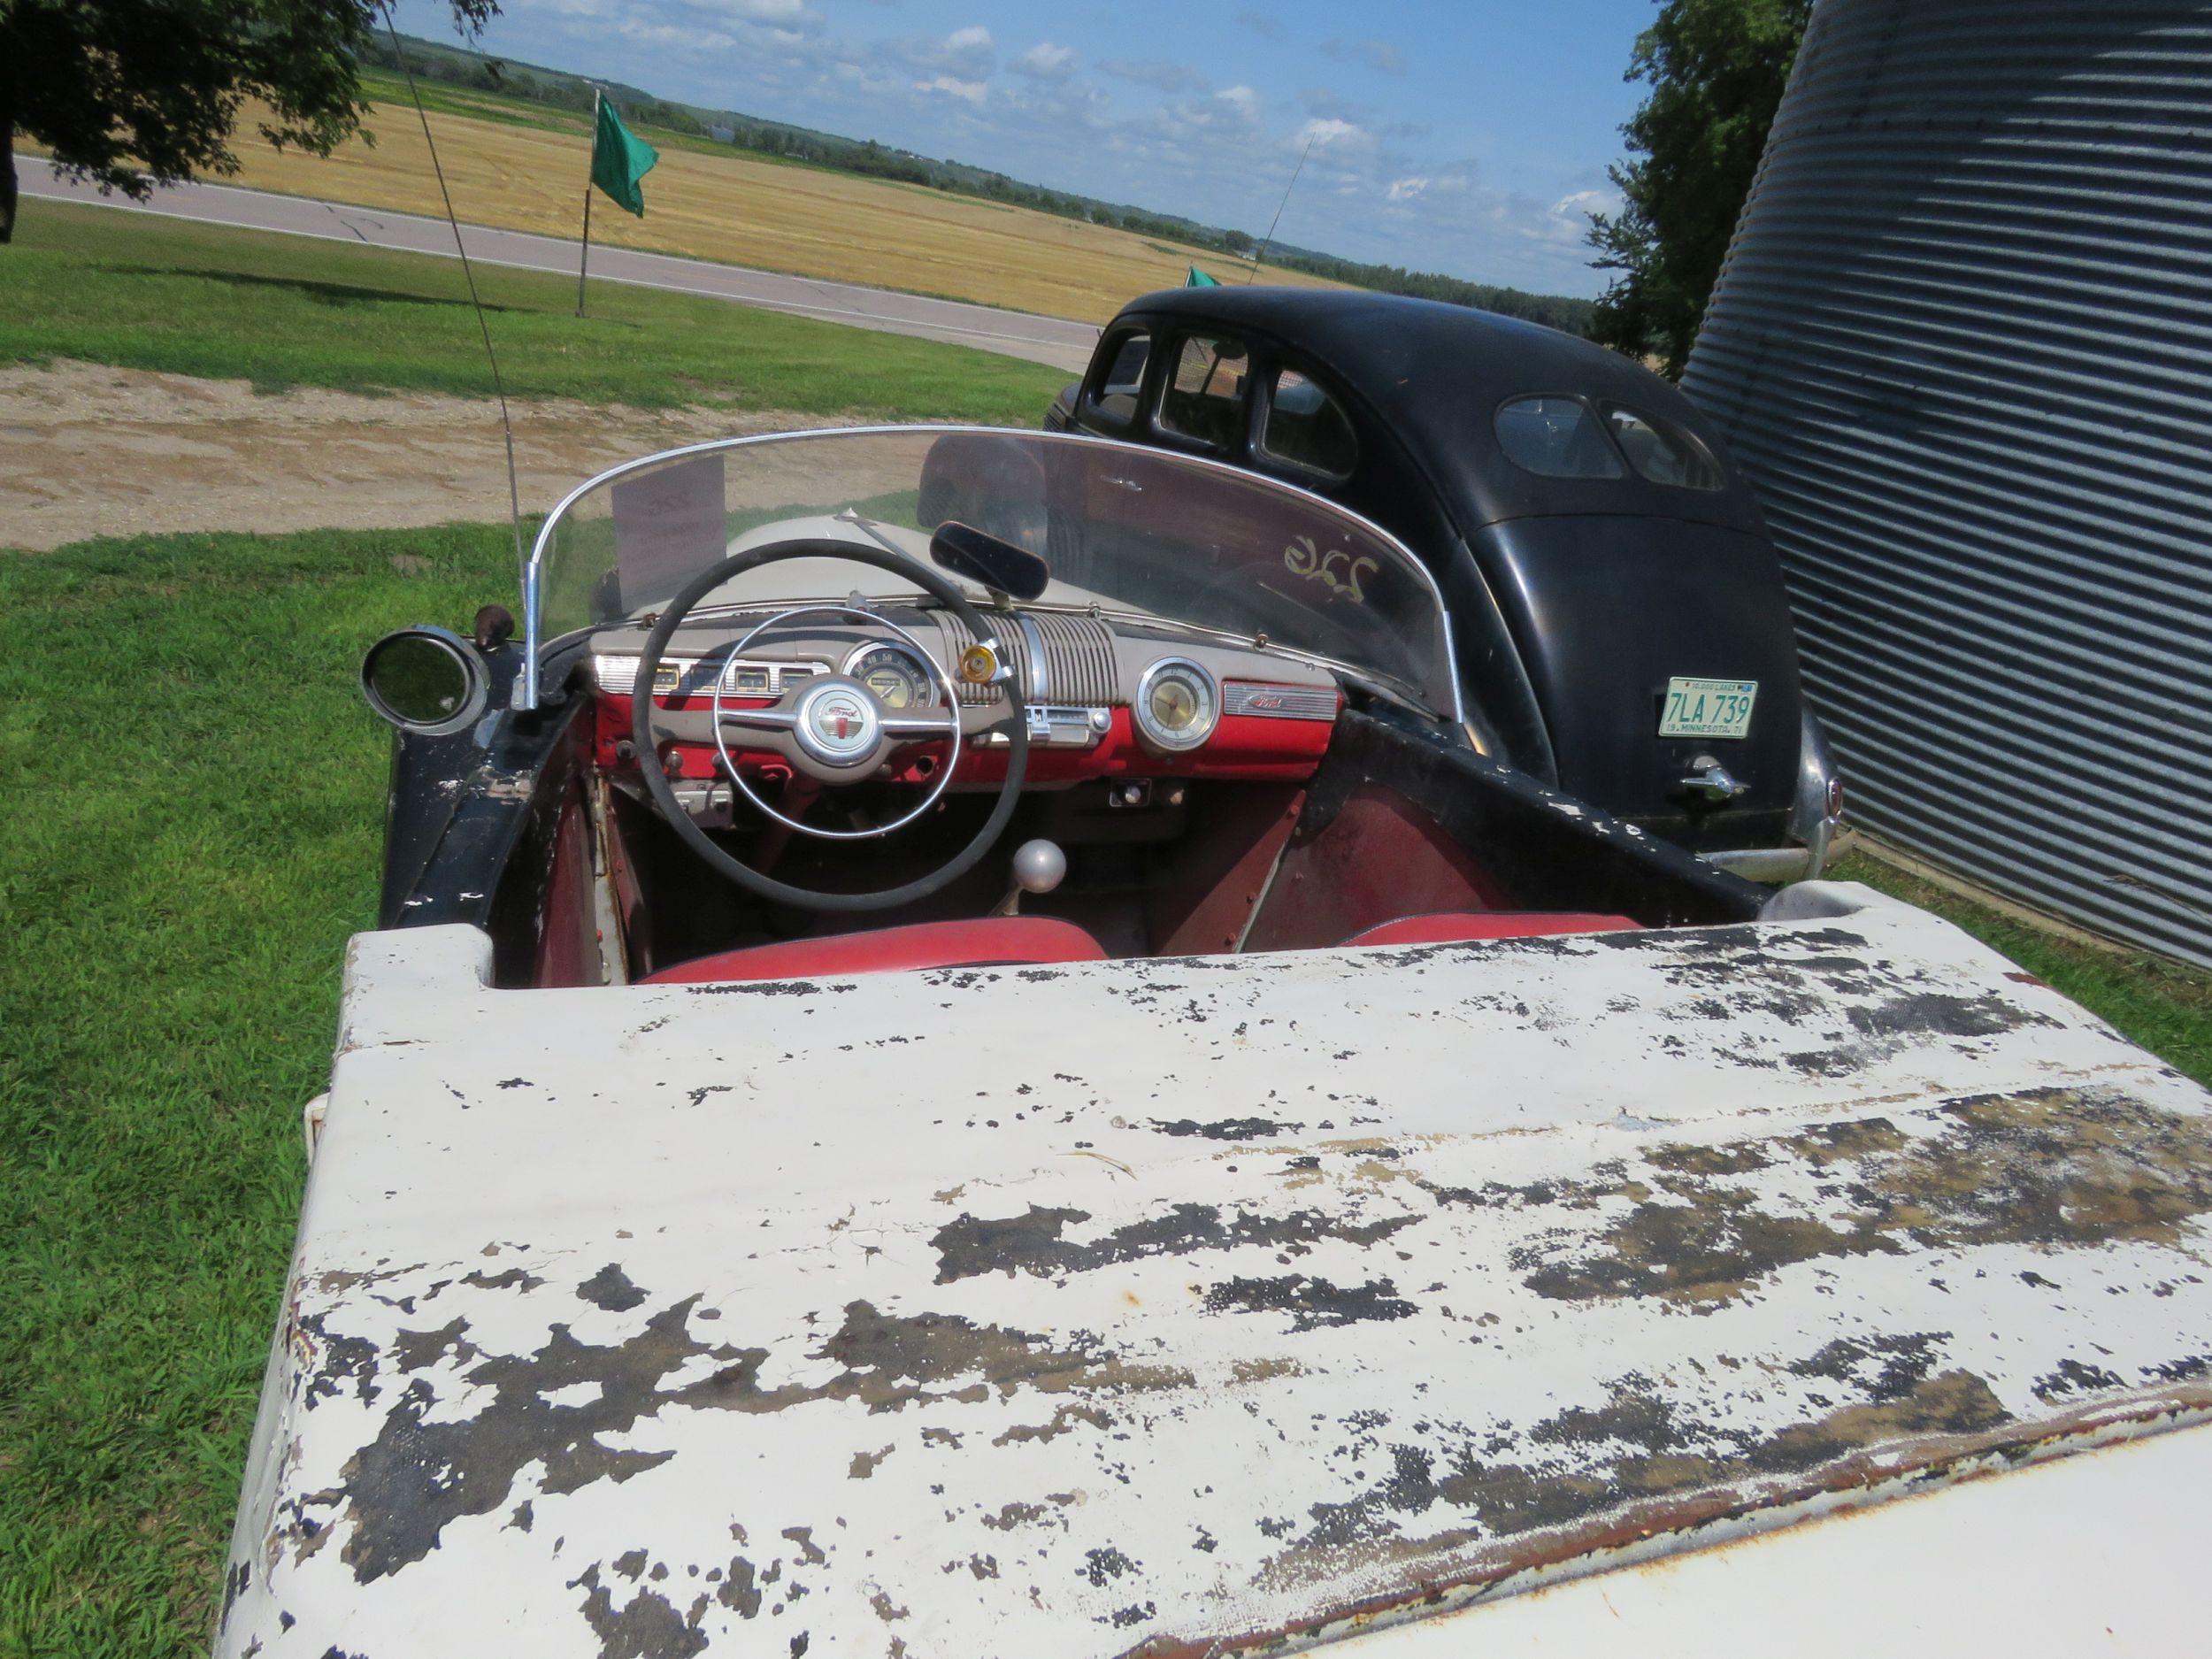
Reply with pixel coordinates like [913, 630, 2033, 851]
[586, 602, 1342, 793]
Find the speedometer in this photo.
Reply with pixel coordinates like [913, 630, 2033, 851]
[845, 643, 933, 710]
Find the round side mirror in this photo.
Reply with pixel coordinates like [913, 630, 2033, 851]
[361, 626, 491, 736]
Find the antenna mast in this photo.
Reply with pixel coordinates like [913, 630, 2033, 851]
[1248, 135, 1314, 283]
[378, 5, 528, 589]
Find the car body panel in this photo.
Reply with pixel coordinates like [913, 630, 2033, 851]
[1051, 290, 1824, 856]
[1482, 513, 1805, 841]
[218, 891, 2212, 1655]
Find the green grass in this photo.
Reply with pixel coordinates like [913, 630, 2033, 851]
[1832, 850, 2212, 1087]
[0, 524, 517, 1656]
[0, 199, 1066, 419]
[2, 522, 2208, 1657]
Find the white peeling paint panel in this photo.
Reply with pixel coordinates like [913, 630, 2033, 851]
[219, 907, 2212, 1656]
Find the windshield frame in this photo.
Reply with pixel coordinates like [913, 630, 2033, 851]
[518, 425, 1460, 721]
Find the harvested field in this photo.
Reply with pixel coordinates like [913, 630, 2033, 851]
[168, 90, 1345, 324]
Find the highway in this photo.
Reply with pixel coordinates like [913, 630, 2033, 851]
[23, 157, 1100, 375]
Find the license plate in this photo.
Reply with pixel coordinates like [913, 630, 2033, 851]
[1659, 677, 1757, 740]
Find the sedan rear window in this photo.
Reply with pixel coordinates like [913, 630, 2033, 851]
[1260, 365, 1356, 480]
[1157, 334, 1249, 450]
[1494, 396, 1624, 480]
[1603, 404, 1724, 489]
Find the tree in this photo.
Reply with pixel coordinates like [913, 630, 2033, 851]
[0, 0, 498, 245]
[1586, 0, 1810, 374]
[1222, 228, 1255, 257]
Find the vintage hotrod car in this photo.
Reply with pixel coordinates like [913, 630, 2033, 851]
[1047, 288, 1842, 878]
[219, 428, 2212, 1656]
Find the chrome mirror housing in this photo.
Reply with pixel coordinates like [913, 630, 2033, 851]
[361, 626, 491, 737]
[1789, 708, 1845, 876]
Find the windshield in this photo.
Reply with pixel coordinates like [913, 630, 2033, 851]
[524, 427, 1456, 717]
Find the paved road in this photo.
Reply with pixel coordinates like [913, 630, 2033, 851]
[23, 157, 1100, 374]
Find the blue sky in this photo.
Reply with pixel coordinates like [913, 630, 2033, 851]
[390, 0, 1662, 296]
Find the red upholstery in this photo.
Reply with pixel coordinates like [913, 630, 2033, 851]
[639, 916, 1109, 985]
[1342, 911, 1641, 948]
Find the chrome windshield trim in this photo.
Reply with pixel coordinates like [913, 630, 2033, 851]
[518, 425, 1461, 725]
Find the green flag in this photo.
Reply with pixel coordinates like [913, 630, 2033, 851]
[590, 96, 658, 218]
[1186, 264, 1221, 288]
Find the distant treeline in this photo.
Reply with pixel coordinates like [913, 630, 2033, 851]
[364, 35, 1594, 336]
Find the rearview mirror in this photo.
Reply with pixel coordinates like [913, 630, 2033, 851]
[929, 521, 1051, 603]
[361, 626, 490, 736]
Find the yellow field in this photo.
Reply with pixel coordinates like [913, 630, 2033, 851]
[204, 92, 1345, 324]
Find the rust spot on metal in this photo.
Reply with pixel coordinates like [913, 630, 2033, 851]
[1476, 1087, 2212, 1305]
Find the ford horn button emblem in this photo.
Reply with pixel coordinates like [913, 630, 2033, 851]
[804, 687, 876, 759]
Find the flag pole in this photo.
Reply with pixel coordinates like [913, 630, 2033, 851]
[576, 89, 597, 318]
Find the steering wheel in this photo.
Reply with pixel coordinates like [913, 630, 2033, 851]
[629, 537, 1030, 913]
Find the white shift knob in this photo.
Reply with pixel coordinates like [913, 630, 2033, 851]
[1011, 838, 1067, 895]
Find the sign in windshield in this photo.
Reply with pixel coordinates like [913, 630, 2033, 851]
[525, 427, 1456, 718]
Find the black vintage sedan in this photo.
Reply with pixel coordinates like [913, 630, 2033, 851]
[1047, 288, 1840, 874]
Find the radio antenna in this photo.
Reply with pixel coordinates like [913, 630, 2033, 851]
[1248, 135, 1314, 283]
[378, 5, 527, 585]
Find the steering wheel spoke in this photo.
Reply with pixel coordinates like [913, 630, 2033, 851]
[879, 705, 961, 741]
[716, 703, 803, 733]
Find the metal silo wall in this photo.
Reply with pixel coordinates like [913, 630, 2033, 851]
[1681, 0, 2212, 966]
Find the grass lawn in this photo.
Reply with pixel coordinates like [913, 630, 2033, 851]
[1831, 850, 2212, 1087]
[0, 200, 1067, 420]
[2, 525, 2208, 1656]
[0, 523, 514, 1656]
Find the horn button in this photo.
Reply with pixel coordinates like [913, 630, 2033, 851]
[791, 676, 885, 773]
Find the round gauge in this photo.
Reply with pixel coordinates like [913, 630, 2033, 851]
[1134, 657, 1219, 753]
[845, 642, 933, 710]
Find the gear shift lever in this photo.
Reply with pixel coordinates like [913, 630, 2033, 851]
[994, 839, 1066, 915]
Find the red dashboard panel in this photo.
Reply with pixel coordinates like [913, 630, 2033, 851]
[594, 688, 1335, 787]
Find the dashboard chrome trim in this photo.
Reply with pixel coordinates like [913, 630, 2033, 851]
[1224, 681, 1339, 721]
[590, 652, 827, 698]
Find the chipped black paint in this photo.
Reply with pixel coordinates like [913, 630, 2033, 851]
[1203, 1275, 1417, 1332]
[318, 1292, 1189, 1585]
[580, 1264, 649, 1312]
[931, 1202, 1417, 1285]
[1296, 1360, 2010, 1557]
[1148, 1118, 1297, 1141]
[1489, 1087, 2212, 1305]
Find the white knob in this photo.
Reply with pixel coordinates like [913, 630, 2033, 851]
[1011, 839, 1067, 895]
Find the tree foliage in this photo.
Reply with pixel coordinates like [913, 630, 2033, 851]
[0, 0, 498, 244]
[1586, 0, 1811, 374]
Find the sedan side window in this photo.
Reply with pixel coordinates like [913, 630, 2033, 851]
[1494, 396, 1624, 480]
[1260, 365, 1356, 480]
[1156, 334, 1250, 451]
[1602, 404, 1724, 490]
[1086, 331, 1150, 428]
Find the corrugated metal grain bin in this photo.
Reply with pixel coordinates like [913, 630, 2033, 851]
[1682, 0, 2212, 966]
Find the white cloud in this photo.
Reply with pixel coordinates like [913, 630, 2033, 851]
[914, 73, 987, 104]
[1099, 58, 1208, 96]
[1294, 116, 1364, 151]
[1319, 37, 1407, 75]
[680, 0, 816, 20]
[1013, 42, 1077, 82]
[1386, 175, 1428, 202]
[1216, 85, 1262, 122]
[889, 24, 995, 81]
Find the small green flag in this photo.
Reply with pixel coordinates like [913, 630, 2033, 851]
[590, 96, 659, 219]
[1186, 264, 1221, 288]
